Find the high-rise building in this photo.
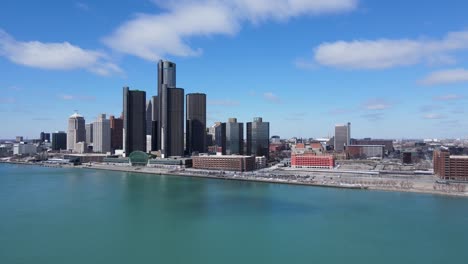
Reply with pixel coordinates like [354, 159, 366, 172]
[92, 114, 111, 153]
[156, 60, 184, 158]
[16, 136, 23, 142]
[226, 118, 244, 155]
[123, 87, 146, 155]
[52, 131, 67, 151]
[146, 100, 153, 136]
[156, 60, 176, 152]
[434, 149, 468, 181]
[110, 115, 123, 151]
[215, 122, 226, 154]
[85, 123, 93, 144]
[40, 132, 50, 143]
[334, 122, 351, 152]
[67, 113, 86, 151]
[247, 117, 270, 159]
[186, 93, 207, 154]
[150, 96, 159, 151]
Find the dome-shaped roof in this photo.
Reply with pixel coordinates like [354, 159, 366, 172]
[69, 112, 83, 118]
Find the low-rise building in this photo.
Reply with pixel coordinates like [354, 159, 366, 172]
[291, 153, 334, 169]
[192, 155, 255, 171]
[433, 149, 468, 181]
[255, 156, 267, 169]
[346, 145, 385, 159]
[13, 143, 37, 155]
[148, 157, 193, 168]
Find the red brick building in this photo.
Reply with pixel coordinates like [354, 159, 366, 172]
[433, 149, 468, 181]
[192, 155, 255, 172]
[291, 153, 335, 169]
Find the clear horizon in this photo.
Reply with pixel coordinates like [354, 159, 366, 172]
[1, 0, 468, 139]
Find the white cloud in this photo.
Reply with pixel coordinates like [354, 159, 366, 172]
[0, 29, 122, 76]
[362, 98, 392, 110]
[313, 30, 468, 69]
[263, 92, 281, 103]
[75, 2, 90, 11]
[433, 94, 463, 101]
[423, 113, 446, 120]
[420, 68, 468, 85]
[104, 0, 357, 60]
[58, 94, 96, 101]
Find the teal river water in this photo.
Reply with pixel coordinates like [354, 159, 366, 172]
[1, 164, 468, 264]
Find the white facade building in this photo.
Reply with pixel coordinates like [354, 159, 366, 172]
[13, 143, 37, 155]
[92, 114, 111, 153]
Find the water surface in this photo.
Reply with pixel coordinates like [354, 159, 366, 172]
[1, 164, 467, 263]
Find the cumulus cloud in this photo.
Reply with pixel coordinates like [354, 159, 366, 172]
[103, 0, 357, 60]
[0, 29, 122, 76]
[263, 92, 281, 103]
[419, 68, 468, 85]
[313, 30, 468, 69]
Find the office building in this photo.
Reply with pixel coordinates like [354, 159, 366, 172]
[74, 142, 87, 154]
[215, 122, 226, 154]
[85, 124, 93, 144]
[346, 145, 384, 159]
[123, 87, 146, 155]
[51, 131, 67, 151]
[67, 113, 86, 151]
[150, 96, 159, 151]
[247, 117, 270, 159]
[146, 100, 153, 136]
[433, 149, 468, 181]
[16, 136, 23, 142]
[156, 60, 184, 157]
[351, 139, 394, 153]
[186, 93, 207, 154]
[13, 142, 37, 155]
[334, 122, 351, 152]
[156, 60, 176, 152]
[40, 132, 50, 143]
[226, 118, 243, 155]
[92, 114, 111, 153]
[192, 155, 255, 172]
[291, 153, 335, 169]
[110, 115, 123, 151]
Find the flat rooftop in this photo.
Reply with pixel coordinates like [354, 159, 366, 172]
[450, 155, 468, 159]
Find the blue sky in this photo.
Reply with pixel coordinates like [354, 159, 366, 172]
[1, 0, 468, 139]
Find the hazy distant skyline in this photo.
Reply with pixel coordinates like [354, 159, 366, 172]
[1, 0, 468, 139]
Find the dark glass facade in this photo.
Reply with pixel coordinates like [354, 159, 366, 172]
[247, 117, 270, 159]
[110, 115, 123, 151]
[186, 93, 207, 154]
[123, 86, 146, 155]
[52, 132, 67, 150]
[226, 118, 243, 155]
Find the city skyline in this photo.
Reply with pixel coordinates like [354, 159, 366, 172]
[1, 0, 468, 139]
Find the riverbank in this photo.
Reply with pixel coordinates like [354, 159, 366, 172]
[2, 161, 467, 197]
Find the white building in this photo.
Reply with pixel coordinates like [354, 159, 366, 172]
[255, 156, 267, 169]
[92, 114, 111, 153]
[67, 113, 86, 151]
[334, 122, 351, 152]
[13, 143, 37, 155]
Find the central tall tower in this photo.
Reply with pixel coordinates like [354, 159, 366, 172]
[156, 60, 184, 158]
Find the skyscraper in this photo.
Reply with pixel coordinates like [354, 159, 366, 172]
[52, 131, 67, 151]
[226, 118, 244, 155]
[247, 117, 270, 159]
[150, 96, 159, 151]
[85, 123, 93, 144]
[67, 113, 85, 151]
[334, 122, 351, 152]
[110, 115, 123, 151]
[186, 93, 207, 154]
[92, 114, 111, 153]
[156, 60, 184, 157]
[146, 100, 153, 136]
[156, 60, 176, 152]
[215, 122, 226, 154]
[123, 86, 146, 155]
[40, 132, 50, 143]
